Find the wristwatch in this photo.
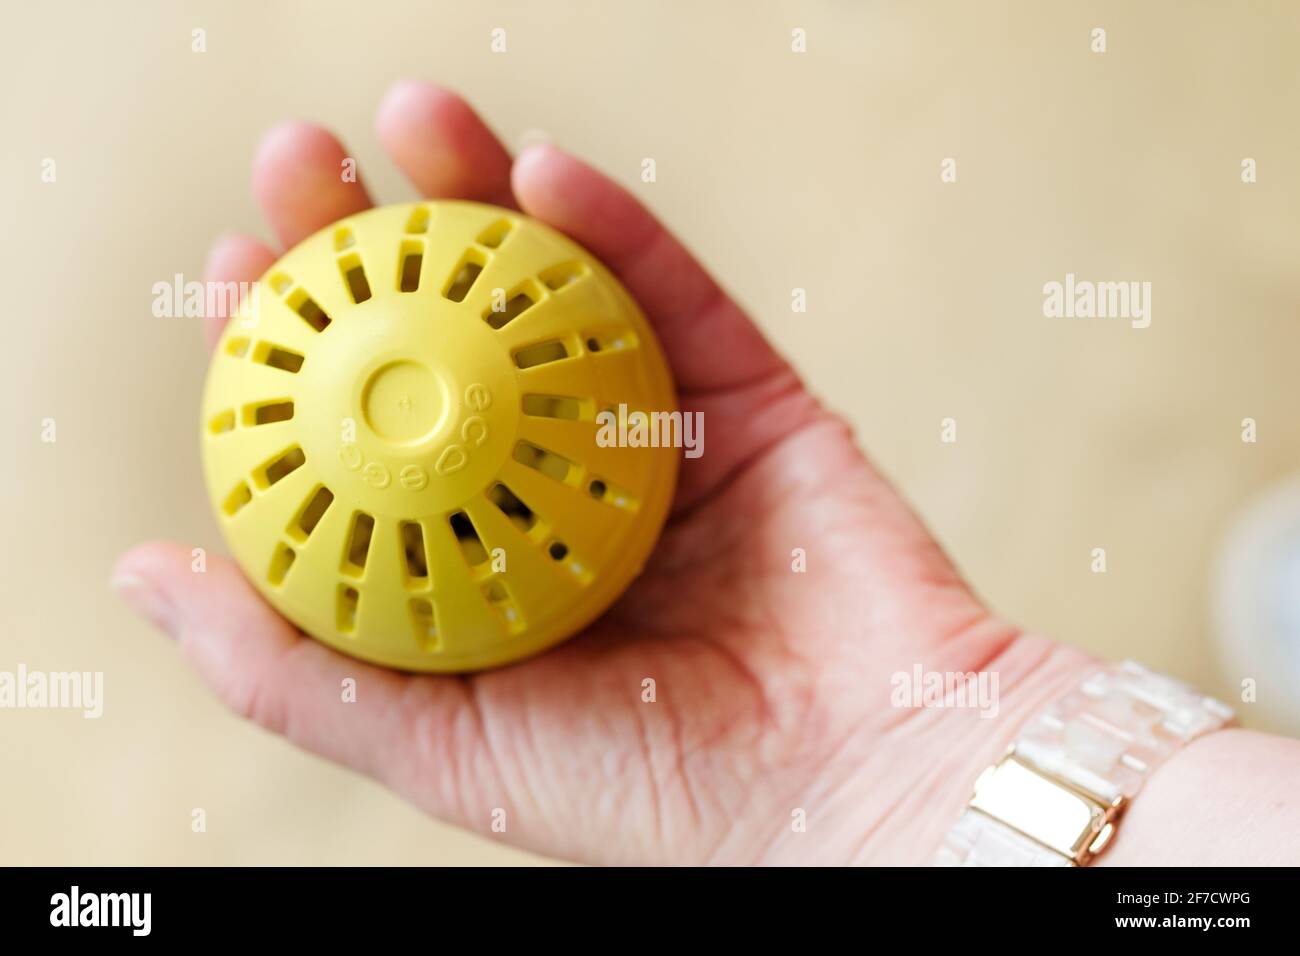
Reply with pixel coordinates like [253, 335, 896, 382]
[934, 659, 1236, 866]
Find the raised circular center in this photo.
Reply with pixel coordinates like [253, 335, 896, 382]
[361, 360, 445, 444]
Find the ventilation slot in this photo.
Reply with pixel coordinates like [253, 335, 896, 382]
[410, 598, 439, 650]
[268, 543, 296, 586]
[257, 446, 306, 488]
[244, 400, 294, 426]
[513, 339, 571, 369]
[287, 289, 331, 332]
[585, 328, 638, 353]
[514, 441, 574, 483]
[338, 253, 372, 304]
[398, 240, 424, 293]
[546, 539, 591, 583]
[522, 394, 583, 420]
[209, 410, 236, 434]
[289, 485, 334, 542]
[488, 482, 537, 532]
[450, 511, 489, 567]
[343, 512, 374, 576]
[401, 521, 429, 584]
[482, 580, 523, 632]
[223, 481, 253, 516]
[483, 280, 541, 329]
[539, 260, 588, 291]
[476, 219, 513, 249]
[337, 585, 359, 634]
[588, 476, 638, 512]
[253, 342, 304, 373]
[226, 337, 250, 358]
[443, 249, 487, 302]
[268, 272, 293, 295]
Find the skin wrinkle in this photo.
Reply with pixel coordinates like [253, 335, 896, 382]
[670, 375, 825, 520]
[514, 582, 785, 858]
[498, 688, 566, 843]
[872, 640, 1092, 865]
[514, 682, 566, 838]
[689, 289, 771, 359]
[651, 436, 835, 581]
[679, 753, 758, 865]
[837, 656, 1017, 863]
[786, 651, 933, 859]
[708, 377, 820, 463]
[701, 754, 773, 866]
[701, 757, 760, 850]
[709, 675, 857, 866]
[695, 633, 774, 736]
[634, 486, 878, 686]
[459, 677, 512, 835]
[603, 712, 665, 858]
[262, 640, 325, 746]
[674, 351, 797, 402]
[473, 662, 627, 851]
[619, 225, 703, 303]
[842, 755, 933, 864]
[676, 682, 758, 765]
[742, 421, 874, 529]
[668, 282, 741, 364]
[632, 689, 668, 845]
[341, 666, 417, 783]
[668, 642, 817, 860]
[604, 219, 732, 343]
[762, 614, 1039, 865]
[396, 677, 476, 814]
[771, 740, 879, 865]
[642, 572, 759, 662]
[590, 690, 656, 850]
[608, 452, 873, 738]
[196, 618, 293, 732]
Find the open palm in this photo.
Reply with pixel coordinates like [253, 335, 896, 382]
[116, 82, 1085, 865]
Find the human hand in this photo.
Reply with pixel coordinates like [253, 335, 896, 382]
[113, 81, 1095, 865]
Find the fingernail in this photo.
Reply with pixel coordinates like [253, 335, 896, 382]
[254, 120, 318, 164]
[517, 130, 555, 152]
[204, 232, 235, 275]
[112, 571, 177, 638]
[381, 78, 431, 105]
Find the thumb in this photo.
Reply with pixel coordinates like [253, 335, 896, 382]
[110, 541, 432, 786]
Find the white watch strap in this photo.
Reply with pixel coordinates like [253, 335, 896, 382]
[934, 659, 1236, 866]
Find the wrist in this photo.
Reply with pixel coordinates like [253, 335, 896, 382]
[851, 628, 1102, 865]
[922, 645, 1257, 867]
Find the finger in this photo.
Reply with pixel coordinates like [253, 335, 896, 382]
[201, 232, 276, 352]
[376, 80, 517, 208]
[253, 122, 374, 249]
[111, 541, 471, 788]
[511, 144, 785, 394]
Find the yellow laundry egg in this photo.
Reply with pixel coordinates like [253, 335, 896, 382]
[200, 201, 678, 672]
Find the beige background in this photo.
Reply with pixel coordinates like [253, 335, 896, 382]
[3, 1, 1299, 864]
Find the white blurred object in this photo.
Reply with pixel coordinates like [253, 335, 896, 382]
[1213, 477, 1300, 735]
